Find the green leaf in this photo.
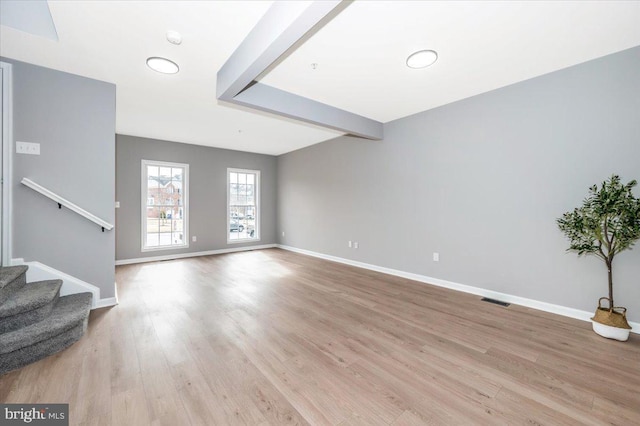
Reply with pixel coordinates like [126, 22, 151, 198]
[557, 174, 640, 263]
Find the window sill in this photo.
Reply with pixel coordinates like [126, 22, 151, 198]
[227, 238, 261, 245]
[141, 243, 190, 253]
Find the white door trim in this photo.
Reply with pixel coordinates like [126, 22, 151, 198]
[0, 61, 13, 266]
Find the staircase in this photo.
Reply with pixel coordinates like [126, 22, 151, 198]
[0, 265, 92, 375]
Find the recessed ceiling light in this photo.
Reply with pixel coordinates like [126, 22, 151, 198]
[406, 50, 438, 69]
[146, 57, 179, 74]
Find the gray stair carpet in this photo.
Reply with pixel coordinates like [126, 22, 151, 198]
[0, 265, 28, 305]
[0, 292, 92, 375]
[0, 279, 63, 334]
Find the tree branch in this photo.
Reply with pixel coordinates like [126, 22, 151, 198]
[596, 242, 607, 261]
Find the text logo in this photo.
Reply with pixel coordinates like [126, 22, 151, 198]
[1, 404, 68, 425]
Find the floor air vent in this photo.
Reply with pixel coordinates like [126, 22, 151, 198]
[481, 297, 510, 307]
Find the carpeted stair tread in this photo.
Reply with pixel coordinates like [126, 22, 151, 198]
[0, 265, 28, 305]
[0, 280, 63, 334]
[0, 292, 92, 355]
[0, 265, 28, 289]
[0, 280, 62, 318]
[0, 318, 88, 375]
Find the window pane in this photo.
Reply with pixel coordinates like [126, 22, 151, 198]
[230, 172, 237, 184]
[172, 232, 184, 245]
[147, 171, 158, 205]
[247, 174, 254, 185]
[172, 180, 183, 195]
[238, 186, 246, 204]
[172, 167, 183, 181]
[247, 184, 254, 204]
[146, 233, 159, 247]
[158, 210, 171, 233]
[159, 166, 171, 178]
[146, 208, 159, 233]
[229, 217, 239, 240]
[147, 166, 159, 180]
[158, 233, 172, 246]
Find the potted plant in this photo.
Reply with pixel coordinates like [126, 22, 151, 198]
[557, 175, 640, 341]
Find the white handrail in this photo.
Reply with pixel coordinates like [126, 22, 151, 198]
[21, 178, 114, 231]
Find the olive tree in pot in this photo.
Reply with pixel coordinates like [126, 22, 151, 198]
[557, 175, 640, 341]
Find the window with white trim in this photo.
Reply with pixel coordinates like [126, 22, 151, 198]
[228, 168, 260, 243]
[142, 160, 189, 251]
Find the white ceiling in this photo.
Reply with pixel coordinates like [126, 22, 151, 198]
[1, 1, 639, 155]
[263, 1, 640, 122]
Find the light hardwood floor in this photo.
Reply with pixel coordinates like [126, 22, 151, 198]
[1, 248, 639, 425]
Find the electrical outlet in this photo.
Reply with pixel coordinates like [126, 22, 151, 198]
[354, 242, 359, 249]
[348, 240, 352, 248]
[192, 236, 197, 242]
[433, 252, 439, 262]
[115, 201, 120, 208]
[16, 141, 40, 155]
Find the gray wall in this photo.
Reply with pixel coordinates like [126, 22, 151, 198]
[277, 46, 640, 322]
[116, 135, 277, 261]
[3, 58, 116, 298]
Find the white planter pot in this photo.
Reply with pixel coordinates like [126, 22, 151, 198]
[592, 320, 630, 341]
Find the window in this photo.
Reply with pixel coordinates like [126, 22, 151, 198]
[228, 168, 260, 243]
[142, 160, 189, 251]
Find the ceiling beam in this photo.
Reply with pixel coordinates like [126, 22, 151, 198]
[0, 0, 58, 41]
[216, 0, 383, 140]
[231, 83, 381, 140]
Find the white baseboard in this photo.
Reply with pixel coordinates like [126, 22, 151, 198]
[276, 245, 640, 334]
[115, 244, 278, 266]
[94, 297, 118, 309]
[11, 258, 118, 310]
